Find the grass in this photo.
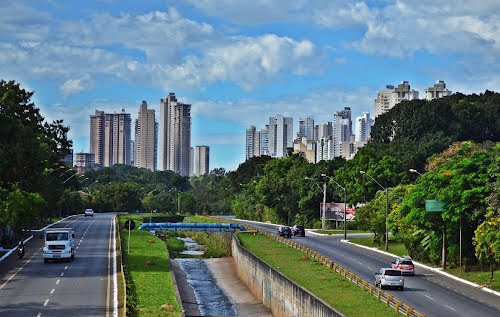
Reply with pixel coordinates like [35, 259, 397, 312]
[349, 237, 409, 258]
[445, 268, 499, 292]
[313, 229, 369, 235]
[119, 214, 183, 317]
[237, 233, 399, 317]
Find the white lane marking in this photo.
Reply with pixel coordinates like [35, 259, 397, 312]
[60, 272, 64, 277]
[0, 245, 43, 290]
[43, 299, 49, 307]
[64, 265, 68, 270]
[112, 217, 118, 317]
[76, 246, 79, 250]
[424, 294, 435, 301]
[56, 279, 60, 285]
[444, 304, 456, 311]
[50, 288, 55, 295]
[37, 313, 42, 317]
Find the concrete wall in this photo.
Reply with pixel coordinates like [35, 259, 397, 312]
[232, 234, 345, 317]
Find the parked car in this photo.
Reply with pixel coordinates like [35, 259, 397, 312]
[277, 226, 292, 238]
[375, 268, 404, 290]
[84, 208, 94, 217]
[391, 256, 415, 276]
[291, 225, 305, 237]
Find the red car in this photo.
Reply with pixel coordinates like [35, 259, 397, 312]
[391, 257, 415, 276]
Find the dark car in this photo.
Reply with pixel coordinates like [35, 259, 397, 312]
[277, 226, 292, 238]
[291, 225, 305, 237]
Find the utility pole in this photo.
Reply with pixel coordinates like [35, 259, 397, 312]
[322, 182, 326, 231]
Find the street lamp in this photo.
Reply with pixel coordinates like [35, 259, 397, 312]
[409, 169, 423, 176]
[87, 180, 99, 192]
[62, 172, 79, 184]
[322, 174, 347, 240]
[305, 176, 327, 231]
[360, 170, 389, 251]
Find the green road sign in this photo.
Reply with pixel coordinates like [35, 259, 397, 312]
[425, 200, 446, 212]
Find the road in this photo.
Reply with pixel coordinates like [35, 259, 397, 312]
[232, 218, 500, 317]
[0, 213, 117, 317]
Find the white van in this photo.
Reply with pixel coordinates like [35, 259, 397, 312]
[43, 228, 75, 263]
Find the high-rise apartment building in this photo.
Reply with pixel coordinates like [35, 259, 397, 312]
[293, 137, 316, 163]
[75, 152, 95, 173]
[195, 145, 210, 176]
[316, 137, 335, 162]
[355, 112, 373, 144]
[90, 109, 131, 168]
[315, 122, 333, 140]
[375, 81, 419, 117]
[299, 116, 315, 141]
[134, 101, 157, 171]
[268, 114, 293, 158]
[245, 126, 258, 160]
[259, 125, 269, 156]
[333, 107, 352, 142]
[425, 80, 452, 100]
[190, 147, 194, 177]
[159, 93, 191, 176]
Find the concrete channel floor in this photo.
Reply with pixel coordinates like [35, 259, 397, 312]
[205, 258, 273, 317]
[172, 257, 273, 317]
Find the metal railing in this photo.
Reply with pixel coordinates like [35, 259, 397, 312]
[220, 218, 425, 317]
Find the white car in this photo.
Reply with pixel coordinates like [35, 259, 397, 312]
[84, 209, 94, 217]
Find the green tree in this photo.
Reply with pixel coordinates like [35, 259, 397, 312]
[473, 212, 500, 279]
[1, 189, 47, 238]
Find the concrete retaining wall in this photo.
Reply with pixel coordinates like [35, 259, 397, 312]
[232, 234, 345, 317]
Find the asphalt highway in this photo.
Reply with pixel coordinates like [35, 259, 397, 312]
[0, 213, 117, 317]
[233, 219, 500, 317]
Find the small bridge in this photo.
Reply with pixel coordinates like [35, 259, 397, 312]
[138, 222, 247, 233]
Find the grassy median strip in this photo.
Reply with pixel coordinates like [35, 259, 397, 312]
[119, 214, 182, 317]
[238, 233, 398, 317]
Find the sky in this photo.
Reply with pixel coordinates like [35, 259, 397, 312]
[1, 0, 499, 171]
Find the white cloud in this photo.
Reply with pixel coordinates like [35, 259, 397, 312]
[0, 5, 322, 95]
[59, 74, 93, 97]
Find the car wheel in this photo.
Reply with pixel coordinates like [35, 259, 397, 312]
[44, 258, 48, 263]
[400, 286, 404, 291]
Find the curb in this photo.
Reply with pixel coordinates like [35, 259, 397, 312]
[0, 215, 77, 263]
[342, 239, 500, 297]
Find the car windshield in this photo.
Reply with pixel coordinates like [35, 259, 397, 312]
[46, 232, 69, 241]
[384, 270, 402, 276]
[295, 225, 304, 229]
[400, 260, 413, 265]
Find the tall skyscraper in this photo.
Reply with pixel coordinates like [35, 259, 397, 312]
[268, 114, 293, 158]
[90, 110, 105, 167]
[333, 107, 352, 142]
[315, 122, 333, 140]
[246, 126, 258, 160]
[299, 116, 315, 140]
[159, 93, 191, 176]
[190, 147, 194, 177]
[375, 81, 419, 117]
[195, 145, 210, 176]
[425, 80, 452, 100]
[75, 152, 94, 174]
[90, 109, 131, 168]
[134, 101, 157, 171]
[259, 125, 269, 156]
[355, 112, 373, 144]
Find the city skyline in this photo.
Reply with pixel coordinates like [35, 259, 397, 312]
[2, 1, 499, 171]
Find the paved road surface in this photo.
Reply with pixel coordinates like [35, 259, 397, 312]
[0, 213, 116, 317]
[231, 218, 500, 317]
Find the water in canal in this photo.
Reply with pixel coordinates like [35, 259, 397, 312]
[176, 237, 237, 316]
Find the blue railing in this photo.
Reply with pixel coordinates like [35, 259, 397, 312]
[138, 222, 246, 232]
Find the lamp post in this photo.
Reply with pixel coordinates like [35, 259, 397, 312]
[305, 176, 327, 231]
[87, 180, 99, 192]
[62, 172, 79, 184]
[409, 168, 423, 176]
[360, 170, 389, 251]
[322, 174, 347, 240]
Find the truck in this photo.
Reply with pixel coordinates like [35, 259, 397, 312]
[43, 228, 75, 263]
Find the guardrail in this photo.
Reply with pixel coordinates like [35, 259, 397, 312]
[226, 219, 426, 317]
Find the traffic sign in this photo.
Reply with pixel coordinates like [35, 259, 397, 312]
[125, 220, 136, 230]
[425, 200, 446, 212]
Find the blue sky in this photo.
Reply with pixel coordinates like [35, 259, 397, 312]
[1, 0, 499, 170]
